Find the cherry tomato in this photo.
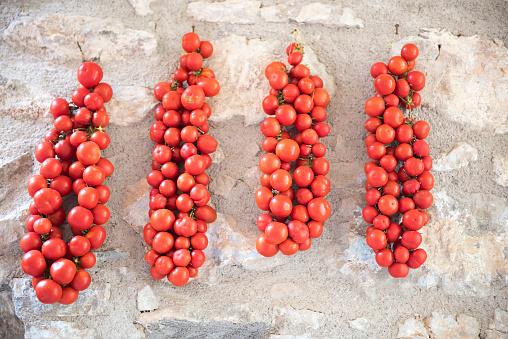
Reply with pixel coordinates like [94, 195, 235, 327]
[35, 279, 62, 304]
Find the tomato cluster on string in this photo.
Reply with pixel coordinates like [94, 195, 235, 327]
[21, 63, 113, 304]
[145, 32, 219, 286]
[363, 43, 432, 278]
[255, 39, 332, 257]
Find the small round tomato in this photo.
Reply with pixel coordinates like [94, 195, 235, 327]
[401, 43, 419, 61]
[375, 248, 394, 267]
[388, 262, 409, 278]
[407, 248, 427, 268]
[50, 259, 76, 285]
[264, 222, 289, 245]
[35, 279, 62, 304]
[77, 62, 103, 88]
[168, 267, 190, 286]
[366, 229, 387, 250]
[307, 198, 331, 221]
[374, 74, 396, 95]
[269, 195, 292, 218]
[387, 56, 408, 76]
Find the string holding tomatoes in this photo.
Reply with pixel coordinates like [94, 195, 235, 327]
[363, 43, 431, 278]
[256, 35, 331, 257]
[146, 32, 218, 286]
[23, 62, 113, 304]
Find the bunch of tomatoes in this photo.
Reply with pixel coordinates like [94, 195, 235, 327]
[255, 41, 332, 257]
[21, 62, 113, 304]
[363, 43, 433, 278]
[145, 32, 218, 286]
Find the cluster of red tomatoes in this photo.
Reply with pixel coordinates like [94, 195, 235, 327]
[145, 32, 218, 286]
[255, 42, 332, 257]
[363, 44, 432, 278]
[22, 63, 113, 303]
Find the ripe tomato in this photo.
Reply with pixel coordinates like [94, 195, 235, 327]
[407, 248, 427, 268]
[394, 79, 410, 97]
[256, 233, 280, 256]
[313, 88, 330, 108]
[413, 120, 430, 139]
[21, 250, 46, 276]
[375, 248, 394, 267]
[77, 62, 103, 88]
[402, 209, 423, 230]
[366, 229, 387, 250]
[378, 195, 398, 216]
[269, 71, 289, 90]
[367, 167, 388, 187]
[376, 124, 395, 144]
[265, 222, 289, 245]
[275, 139, 299, 163]
[365, 189, 381, 206]
[71, 269, 91, 291]
[370, 62, 388, 78]
[385, 222, 402, 242]
[265, 62, 286, 79]
[401, 43, 419, 61]
[182, 32, 200, 52]
[367, 142, 386, 160]
[387, 56, 408, 76]
[275, 105, 297, 126]
[269, 195, 292, 218]
[197, 78, 220, 97]
[287, 220, 309, 243]
[168, 267, 190, 286]
[35, 279, 62, 304]
[58, 286, 79, 305]
[362, 205, 378, 223]
[41, 238, 66, 260]
[34, 188, 62, 215]
[401, 231, 422, 249]
[270, 169, 292, 192]
[388, 262, 409, 278]
[259, 153, 281, 174]
[394, 246, 410, 263]
[279, 238, 299, 255]
[413, 190, 433, 209]
[383, 107, 404, 128]
[76, 141, 100, 166]
[374, 74, 396, 95]
[181, 85, 205, 110]
[307, 198, 331, 221]
[194, 205, 217, 223]
[85, 225, 106, 250]
[407, 71, 426, 91]
[50, 259, 76, 285]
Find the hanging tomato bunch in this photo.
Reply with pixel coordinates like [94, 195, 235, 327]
[255, 38, 332, 257]
[22, 62, 113, 304]
[145, 32, 218, 286]
[363, 43, 432, 278]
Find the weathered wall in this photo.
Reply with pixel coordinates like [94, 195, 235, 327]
[0, 0, 507, 338]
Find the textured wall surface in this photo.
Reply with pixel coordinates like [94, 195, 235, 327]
[1, 1, 507, 338]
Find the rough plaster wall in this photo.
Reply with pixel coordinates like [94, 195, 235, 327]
[0, 0, 507, 338]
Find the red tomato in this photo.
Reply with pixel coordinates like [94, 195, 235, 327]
[168, 267, 190, 286]
[387, 56, 408, 75]
[77, 62, 103, 88]
[35, 279, 62, 304]
[388, 262, 409, 278]
[50, 259, 76, 285]
[198, 78, 220, 97]
[407, 248, 427, 268]
[374, 74, 396, 95]
[375, 248, 394, 267]
[401, 43, 419, 61]
[366, 229, 387, 250]
[307, 198, 331, 221]
[181, 85, 205, 110]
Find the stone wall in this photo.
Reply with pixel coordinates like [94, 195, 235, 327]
[0, 0, 507, 338]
